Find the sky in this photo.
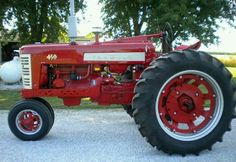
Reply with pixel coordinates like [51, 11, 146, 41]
[77, 0, 236, 52]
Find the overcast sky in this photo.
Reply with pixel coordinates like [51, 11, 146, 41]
[77, 0, 236, 53]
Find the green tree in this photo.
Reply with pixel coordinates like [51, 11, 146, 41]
[1, 0, 86, 44]
[99, 0, 236, 45]
[0, 0, 14, 37]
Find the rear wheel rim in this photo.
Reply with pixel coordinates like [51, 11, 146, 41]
[155, 70, 223, 141]
[15, 109, 43, 135]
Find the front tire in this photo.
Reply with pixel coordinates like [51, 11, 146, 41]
[33, 97, 55, 129]
[8, 99, 53, 140]
[133, 50, 236, 155]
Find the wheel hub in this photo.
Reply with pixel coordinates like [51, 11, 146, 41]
[166, 84, 204, 123]
[16, 110, 42, 134]
[158, 73, 217, 134]
[179, 95, 194, 112]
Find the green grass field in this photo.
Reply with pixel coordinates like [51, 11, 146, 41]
[212, 55, 236, 67]
[211, 54, 236, 78]
[227, 67, 236, 77]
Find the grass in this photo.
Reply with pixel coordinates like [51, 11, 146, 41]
[210, 53, 236, 78]
[209, 52, 236, 55]
[227, 67, 236, 77]
[0, 90, 121, 110]
[0, 90, 21, 110]
[212, 55, 236, 67]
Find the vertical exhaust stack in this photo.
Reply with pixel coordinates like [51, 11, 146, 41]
[68, 0, 77, 42]
[92, 27, 102, 43]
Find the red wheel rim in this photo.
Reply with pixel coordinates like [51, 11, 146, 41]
[156, 70, 223, 141]
[16, 110, 42, 135]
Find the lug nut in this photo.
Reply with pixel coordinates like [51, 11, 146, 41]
[200, 77, 203, 81]
[162, 90, 165, 94]
[213, 94, 216, 98]
[179, 76, 183, 79]
[160, 113, 163, 116]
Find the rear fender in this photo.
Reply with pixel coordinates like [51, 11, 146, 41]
[174, 41, 201, 51]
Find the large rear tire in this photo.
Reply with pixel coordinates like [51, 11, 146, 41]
[133, 50, 236, 155]
[122, 105, 134, 117]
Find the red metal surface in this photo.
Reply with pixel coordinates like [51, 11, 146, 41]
[53, 79, 65, 88]
[96, 82, 135, 105]
[158, 74, 216, 133]
[174, 41, 201, 51]
[20, 41, 156, 90]
[39, 65, 48, 86]
[18, 111, 41, 132]
[19, 32, 159, 106]
[109, 65, 128, 73]
[22, 79, 135, 106]
[19, 32, 201, 107]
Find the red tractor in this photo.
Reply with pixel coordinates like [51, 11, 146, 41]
[8, 29, 236, 155]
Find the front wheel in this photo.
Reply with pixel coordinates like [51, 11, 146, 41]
[8, 99, 53, 140]
[133, 50, 236, 155]
[33, 97, 55, 129]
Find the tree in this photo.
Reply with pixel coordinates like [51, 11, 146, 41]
[0, 0, 14, 37]
[1, 0, 86, 44]
[99, 0, 150, 38]
[99, 0, 236, 45]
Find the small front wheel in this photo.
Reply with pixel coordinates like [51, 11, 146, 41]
[33, 97, 55, 129]
[8, 99, 53, 140]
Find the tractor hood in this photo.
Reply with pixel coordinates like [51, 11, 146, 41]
[20, 41, 156, 64]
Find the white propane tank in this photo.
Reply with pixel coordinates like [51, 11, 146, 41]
[0, 56, 22, 83]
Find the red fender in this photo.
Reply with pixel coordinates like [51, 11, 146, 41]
[174, 41, 201, 51]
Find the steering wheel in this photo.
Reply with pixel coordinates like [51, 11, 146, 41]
[162, 22, 173, 53]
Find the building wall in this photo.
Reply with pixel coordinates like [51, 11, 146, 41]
[0, 42, 19, 62]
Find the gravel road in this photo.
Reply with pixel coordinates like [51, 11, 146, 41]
[1, 109, 236, 162]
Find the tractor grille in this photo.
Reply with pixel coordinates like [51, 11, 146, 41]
[20, 54, 32, 89]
